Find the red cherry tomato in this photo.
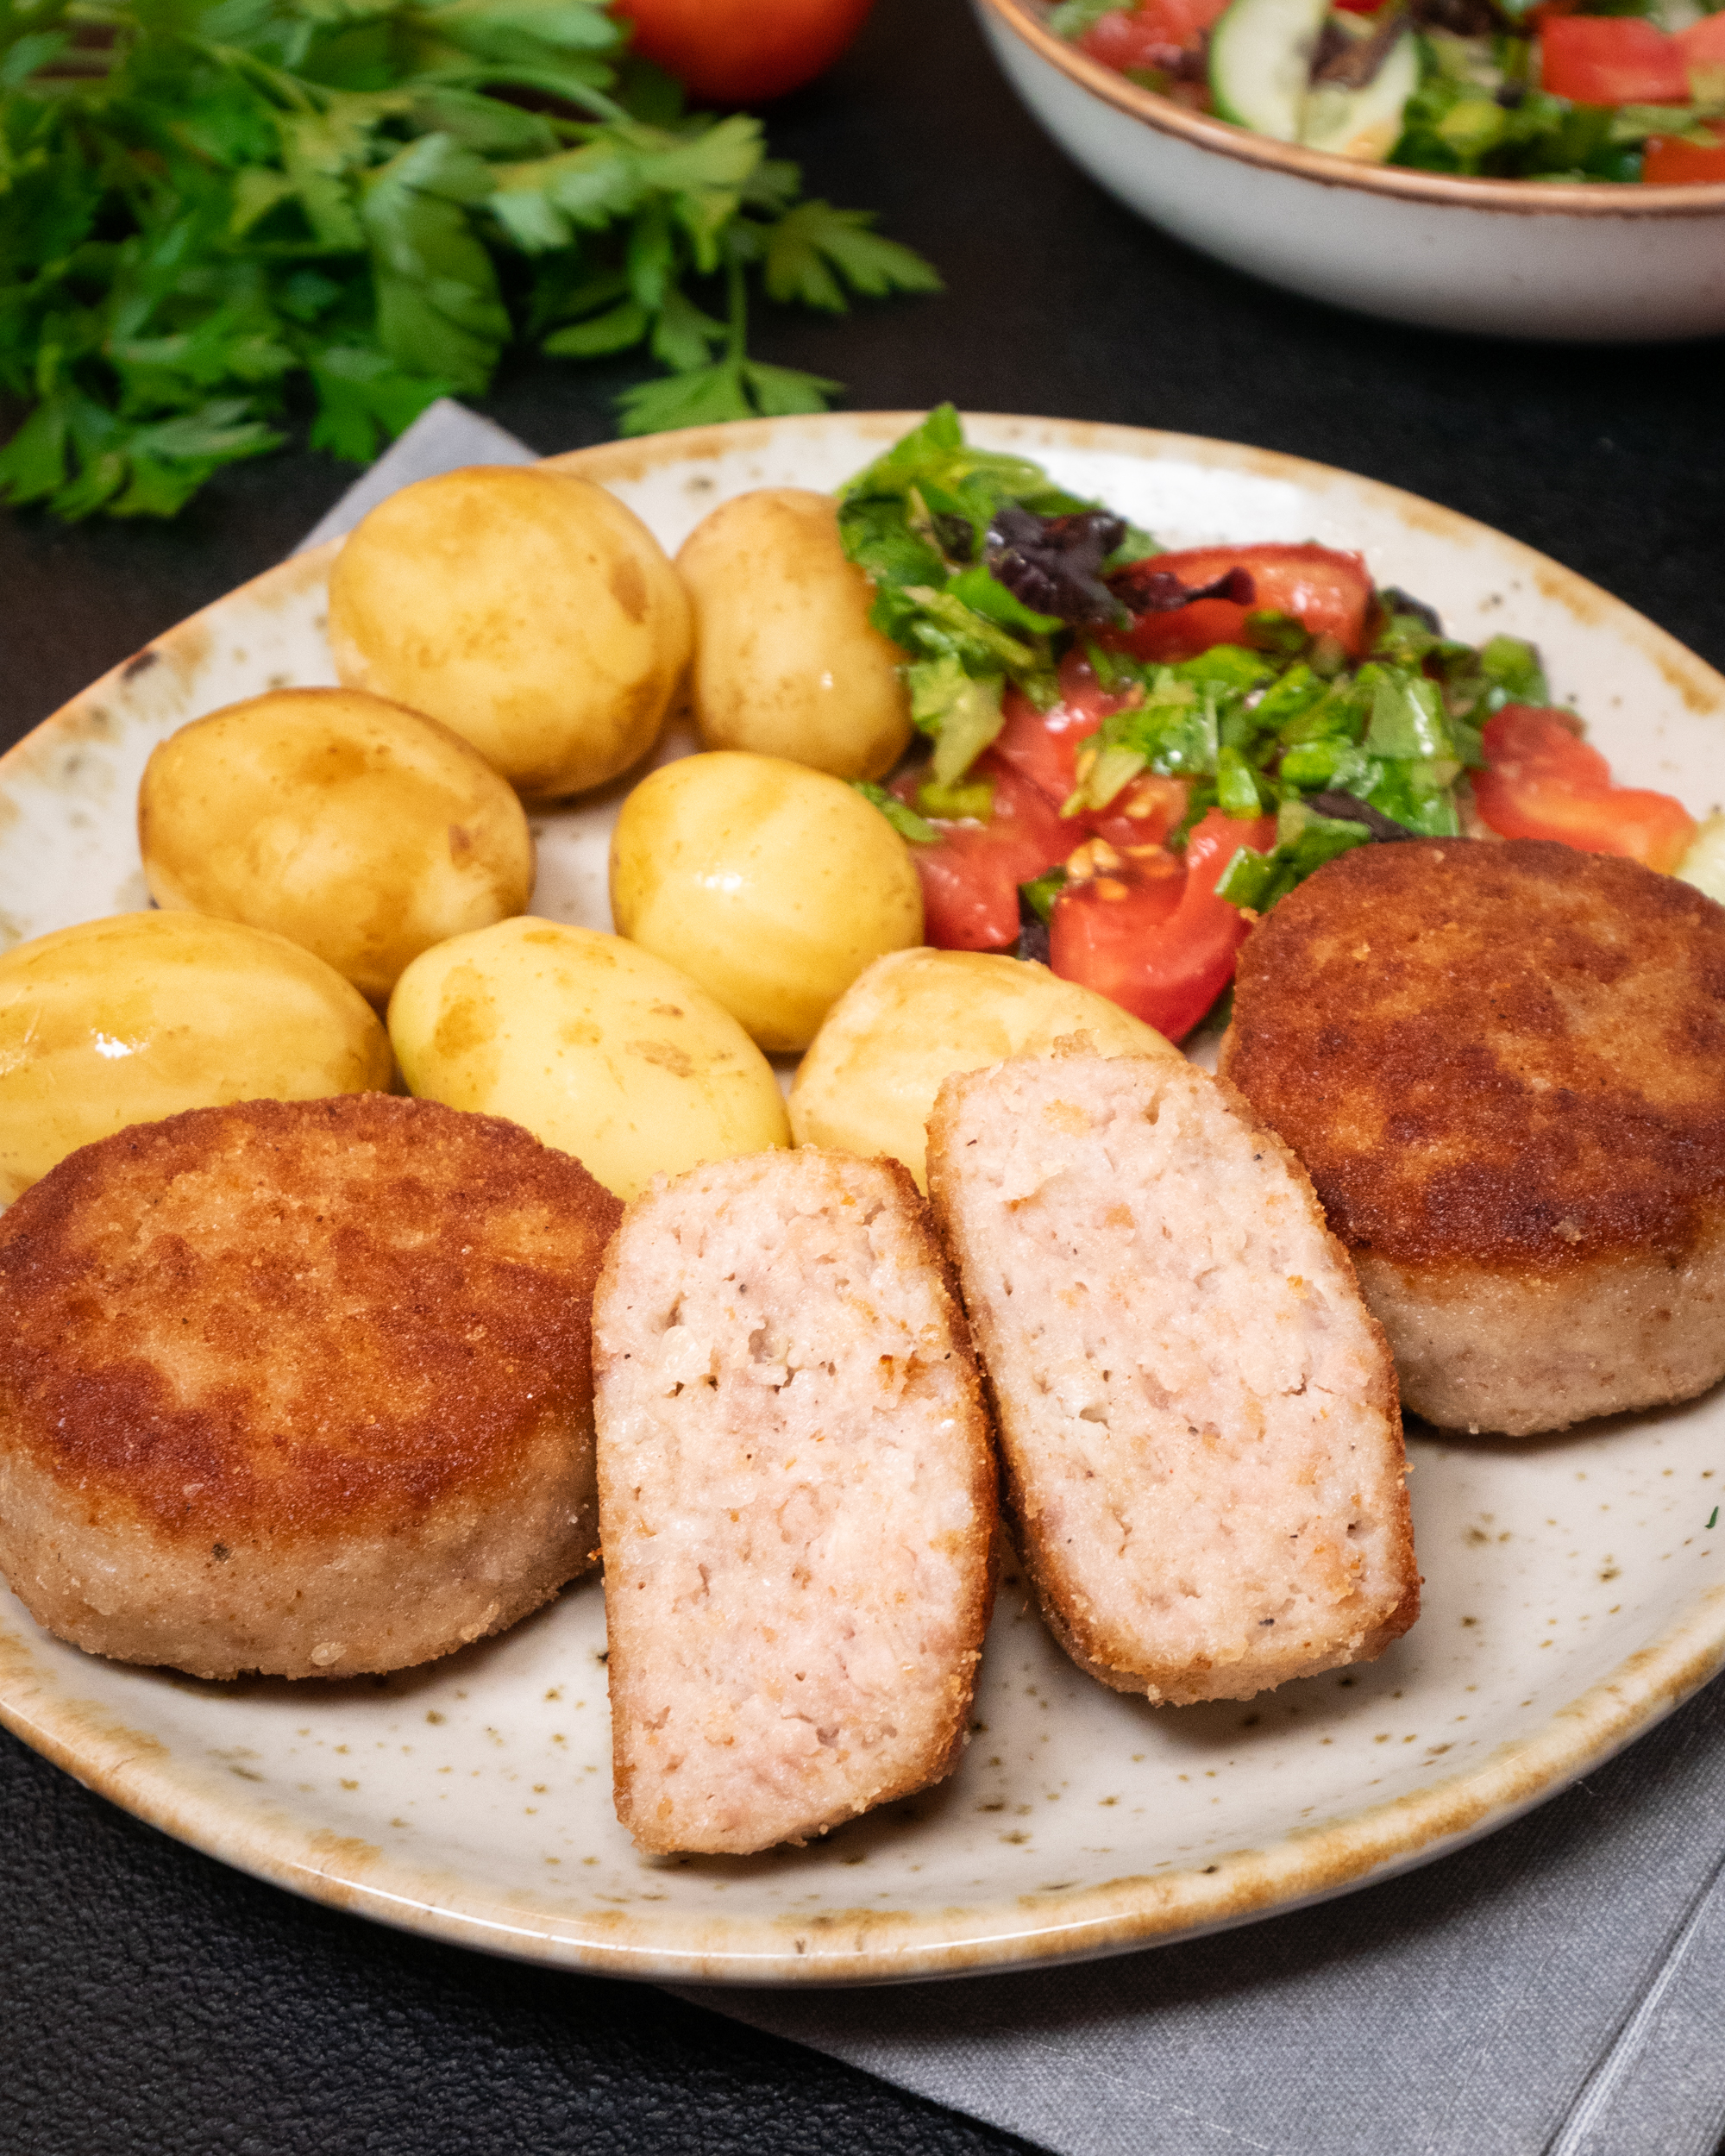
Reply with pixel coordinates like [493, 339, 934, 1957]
[612, 0, 875, 103]
[895, 758, 1075, 950]
[1642, 130, 1725, 184]
[1110, 544, 1374, 666]
[1078, 0, 1228, 71]
[1050, 808, 1275, 1040]
[1539, 16, 1689, 105]
[1471, 706, 1698, 873]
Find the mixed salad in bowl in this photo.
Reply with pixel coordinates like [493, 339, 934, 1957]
[841, 407, 1716, 1041]
[1046, 0, 1725, 179]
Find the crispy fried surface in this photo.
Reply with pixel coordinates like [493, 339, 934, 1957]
[0, 1094, 621, 1548]
[1222, 840, 1725, 1273]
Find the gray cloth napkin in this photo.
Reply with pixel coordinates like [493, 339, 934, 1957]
[681, 1680, 1725, 2156]
[292, 398, 537, 553]
[307, 399, 1725, 2156]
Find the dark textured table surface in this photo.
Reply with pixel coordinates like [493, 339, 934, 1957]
[2, 0, 1722, 2147]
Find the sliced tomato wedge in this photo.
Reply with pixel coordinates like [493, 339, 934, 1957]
[895, 757, 1074, 950]
[1471, 705, 1698, 873]
[1539, 16, 1689, 104]
[1050, 808, 1275, 1040]
[904, 654, 1202, 952]
[1110, 543, 1374, 665]
[1090, 774, 1191, 852]
[1642, 128, 1725, 184]
[990, 655, 1190, 844]
[1078, 0, 1227, 69]
[989, 661, 1120, 810]
[1679, 10, 1725, 87]
[1680, 12, 1725, 59]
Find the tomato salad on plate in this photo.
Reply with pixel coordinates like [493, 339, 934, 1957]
[841, 407, 1715, 1043]
[1044, 0, 1725, 182]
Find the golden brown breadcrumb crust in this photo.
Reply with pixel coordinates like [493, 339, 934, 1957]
[858, 1154, 1000, 1799]
[0, 1094, 621, 1556]
[1222, 840, 1725, 1273]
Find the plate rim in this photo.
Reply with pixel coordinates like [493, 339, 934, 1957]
[3, 408, 1723, 1986]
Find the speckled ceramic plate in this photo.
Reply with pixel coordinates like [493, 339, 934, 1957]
[2, 414, 1722, 1985]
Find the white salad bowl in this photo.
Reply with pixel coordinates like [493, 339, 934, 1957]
[975, 0, 1725, 341]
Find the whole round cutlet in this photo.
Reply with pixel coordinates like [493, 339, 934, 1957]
[0, 1094, 621, 1678]
[1222, 838, 1725, 1435]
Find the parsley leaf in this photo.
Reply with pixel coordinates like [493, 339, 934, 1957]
[0, 0, 941, 519]
[764, 201, 944, 314]
[613, 349, 839, 433]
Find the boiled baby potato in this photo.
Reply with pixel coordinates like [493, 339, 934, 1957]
[327, 465, 692, 799]
[388, 917, 788, 1200]
[610, 751, 923, 1054]
[676, 488, 911, 781]
[790, 947, 1179, 1189]
[0, 912, 392, 1204]
[138, 687, 534, 1004]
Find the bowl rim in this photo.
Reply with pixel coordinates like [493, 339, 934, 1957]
[978, 0, 1725, 216]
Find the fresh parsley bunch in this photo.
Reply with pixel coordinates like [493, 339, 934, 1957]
[0, 0, 940, 520]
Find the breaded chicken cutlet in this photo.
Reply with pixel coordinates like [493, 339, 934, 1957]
[593, 1150, 997, 1856]
[927, 1050, 1417, 1706]
[0, 1094, 621, 1679]
[1222, 838, 1725, 1436]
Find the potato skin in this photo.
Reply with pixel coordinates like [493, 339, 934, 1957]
[790, 947, 1179, 1189]
[0, 912, 392, 1204]
[610, 751, 924, 1054]
[388, 916, 789, 1200]
[327, 465, 693, 799]
[676, 488, 911, 780]
[138, 687, 534, 1003]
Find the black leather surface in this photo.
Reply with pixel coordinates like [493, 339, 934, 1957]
[1, 1725, 1043, 2153]
[1, 0, 1722, 2147]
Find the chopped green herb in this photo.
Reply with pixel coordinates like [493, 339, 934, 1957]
[1019, 865, 1070, 926]
[1478, 634, 1550, 706]
[1216, 743, 1267, 819]
[1243, 609, 1310, 657]
[837, 412, 1552, 915]
[850, 780, 936, 847]
[836, 402, 1125, 732]
[917, 772, 996, 822]
[1216, 799, 1373, 912]
[907, 657, 1007, 785]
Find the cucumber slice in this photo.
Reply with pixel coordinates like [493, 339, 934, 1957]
[1209, 0, 1333, 142]
[1299, 29, 1421, 160]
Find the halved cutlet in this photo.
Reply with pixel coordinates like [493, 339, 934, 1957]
[593, 1149, 997, 1855]
[926, 1050, 1417, 1705]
